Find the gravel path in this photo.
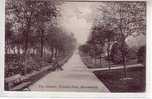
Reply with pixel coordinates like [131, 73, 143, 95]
[29, 51, 109, 92]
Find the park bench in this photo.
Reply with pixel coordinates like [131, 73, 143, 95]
[5, 74, 30, 90]
[5, 74, 22, 90]
[10, 81, 31, 91]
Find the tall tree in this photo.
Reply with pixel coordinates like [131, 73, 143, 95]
[6, 0, 60, 56]
[96, 1, 146, 77]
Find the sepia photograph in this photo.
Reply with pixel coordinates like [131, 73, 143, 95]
[4, 0, 146, 93]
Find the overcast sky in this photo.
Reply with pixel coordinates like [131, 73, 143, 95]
[59, 2, 99, 44]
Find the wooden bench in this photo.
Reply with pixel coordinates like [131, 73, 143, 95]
[5, 74, 30, 90]
[5, 74, 22, 90]
[10, 81, 31, 91]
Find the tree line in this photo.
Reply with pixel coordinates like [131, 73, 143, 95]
[79, 1, 146, 78]
[5, 0, 76, 77]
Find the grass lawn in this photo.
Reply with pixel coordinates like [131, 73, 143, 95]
[94, 67, 145, 92]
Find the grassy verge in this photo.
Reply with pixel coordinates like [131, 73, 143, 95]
[94, 67, 145, 92]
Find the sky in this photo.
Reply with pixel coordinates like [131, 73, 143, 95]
[59, 2, 98, 44]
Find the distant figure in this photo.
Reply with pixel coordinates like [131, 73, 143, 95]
[110, 42, 122, 64]
[52, 57, 63, 71]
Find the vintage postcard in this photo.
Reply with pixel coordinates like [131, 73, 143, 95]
[0, 0, 151, 98]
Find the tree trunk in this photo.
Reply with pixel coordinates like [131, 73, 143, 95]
[119, 6, 128, 78]
[54, 47, 58, 58]
[100, 55, 102, 64]
[51, 47, 54, 59]
[8, 45, 11, 54]
[107, 41, 111, 70]
[24, 31, 29, 56]
[94, 47, 96, 65]
[5, 45, 8, 54]
[123, 56, 127, 78]
[121, 41, 127, 78]
[17, 44, 20, 55]
[13, 46, 16, 54]
[23, 30, 29, 75]
[40, 29, 44, 57]
[24, 17, 32, 57]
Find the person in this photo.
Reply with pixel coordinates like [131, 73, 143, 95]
[52, 57, 63, 71]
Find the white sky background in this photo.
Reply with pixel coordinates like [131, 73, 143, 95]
[59, 2, 99, 44]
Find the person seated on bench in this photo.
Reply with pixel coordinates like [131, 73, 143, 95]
[52, 57, 63, 71]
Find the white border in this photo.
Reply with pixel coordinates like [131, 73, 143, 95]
[0, 0, 152, 98]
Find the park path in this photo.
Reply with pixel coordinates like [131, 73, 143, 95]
[29, 50, 109, 92]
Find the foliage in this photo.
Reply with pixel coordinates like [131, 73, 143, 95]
[5, 0, 76, 77]
[80, 1, 146, 74]
[95, 1, 146, 76]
